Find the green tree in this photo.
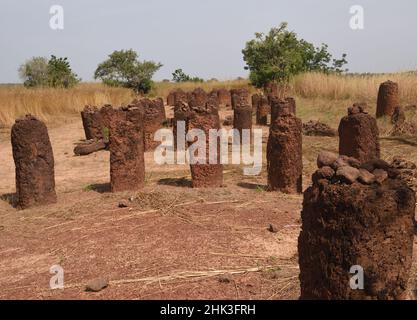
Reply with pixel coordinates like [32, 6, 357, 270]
[19, 55, 80, 88]
[242, 22, 348, 88]
[47, 55, 80, 88]
[94, 49, 162, 94]
[172, 69, 204, 83]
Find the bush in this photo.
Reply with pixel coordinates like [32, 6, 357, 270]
[172, 69, 204, 83]
[242, 22, 348, 88]
[18, 55, 80, 88]
[94, 49, 162, 94]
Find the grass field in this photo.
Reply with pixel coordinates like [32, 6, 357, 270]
[1, 72, 417, 128]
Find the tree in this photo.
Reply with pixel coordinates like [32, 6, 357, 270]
[47, 55, 80, 88]
[19, 55, 80, 88]
[94, 49, 162, 94]
[172, 69, 204, 83]
[19, 57, 49, 87]
[242, 22, 348, 88]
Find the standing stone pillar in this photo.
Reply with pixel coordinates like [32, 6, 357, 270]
[217, 88, 232, 107]
[267, 113, 303, 194]
[109, 107, 145, 192]
[138, 98, 167, 151]
[256, 96, 271, 125]
[187, 98, 223, 188]
[376, 80, 399, 118]
[298, 155, 415, 300]
[270, 97, 296, 124]
[233, 103, 252, 144]
[11, 115, 57, 209]
[81, 105, 113, 141]
[338, 106, 380, 163]
[230, 88, 250, 110]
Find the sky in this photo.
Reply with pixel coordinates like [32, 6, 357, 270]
[0, 0, 416, 83]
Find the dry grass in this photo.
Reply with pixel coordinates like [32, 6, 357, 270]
[0, 83, 135, 127]
[1, 72, 417, 128]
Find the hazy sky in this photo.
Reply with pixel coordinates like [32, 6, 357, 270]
[0, 0, 416, 83]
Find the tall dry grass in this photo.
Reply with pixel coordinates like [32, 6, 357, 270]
[291, 72, 417, 104]
[1, 72, 417, 128]
[0, 83, 135, 127]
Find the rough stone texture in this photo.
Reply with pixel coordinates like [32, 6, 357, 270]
[303, 121, 337, 137]
[298, 164, 415, 300]
[85, 278, 109, 292]
[317, 151, 339, 168]
[270, 97, 296, 124]
[109, 107, 145, 193]
[187, 101, 223, 188]
[80, 105, 114, 141]
[338, 107, 380, 163]
[376, 80, 399, 118]
[11, 115, 57, 209]
[332, 155, 361, 171]
[233, 103, 252, 143]
[173, 100, 191, 150]
[336, 166, 360, 184]
[217, 88, 232, 107]
[264, 82, 279, 97]
[230, 88, 250, 110]
[135, 98, 166, 151]
[187, 88, 208, 108]
[267, 114, 303, 194]
[167, 89, 187, 107]
[223, 115, 233, 126]
[74, 139, 107, 156]
[391, 106, 405, 125]
[391, 157, 417, 192]
[251, 94, 261, 113]
[256, 96, 271, 126]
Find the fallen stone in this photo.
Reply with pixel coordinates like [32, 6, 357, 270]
[317, 151, 338, 168]
[336, 166, 360, 184]
[303, 120, 337, 137]
[85, 278, 109, 292]
[118, 201, 129, 208]
[268, 224, 279, 233]
[373, 169, 389, 184]
[74, 139, 107, 156]
[332, 156, 361, 170]
[358, 169, 375, 185]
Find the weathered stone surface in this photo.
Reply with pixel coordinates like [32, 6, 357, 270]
[317, 151, 338, 168]
[358, 168, 375, 185]
[391, 106, 405, 125]
[373, 169, 388, 184]
[391, 157, 417, 191]
[233, 103, 252, 144]
[109, 107, 145, 193]
[187, 88, 208, 108]
[331, 155, 361, 170]
[216, 88, 232, 107]
[335, 166, 360, 184]
[230, 88, 250, 110]
[376, 80, 399, 118]
[299, 169, 415, 300]
[303, 121, 337, 137]
[256, 96, 270, 126]
[270, 97, 296, 124]
[74, 139, 107, 156]
[11, 115, 57, 209]
[85, 278, 109, 292]
[80, 105, 114, 141]
[267, 114, 303, 194]
[134, 98, 166, 151]
[338, 107, 380, 163]
[187, 102, 223, 188]
[312, 166, 335, 184]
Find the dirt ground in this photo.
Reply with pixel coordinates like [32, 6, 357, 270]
[1, 106, 417, 300]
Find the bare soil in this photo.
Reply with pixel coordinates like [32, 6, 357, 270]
[1, 106, 417, 300]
